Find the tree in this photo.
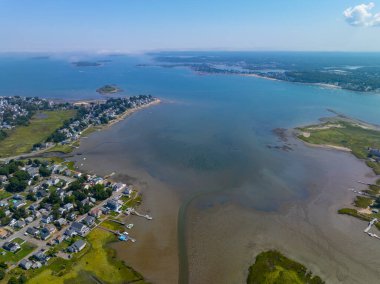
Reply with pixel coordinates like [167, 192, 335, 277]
[18, 275, 27, 284]
[0, 269, 5, 280]
[1, 217, 11, 226]
[5, 177, 27, 193]
[26, 193, 37, 202]
[13, 170, 30, 181]
[7, 276, 17, 284]
[39, 166, 51, 177]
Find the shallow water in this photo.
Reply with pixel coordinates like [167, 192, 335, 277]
[3, 53, 380, 283]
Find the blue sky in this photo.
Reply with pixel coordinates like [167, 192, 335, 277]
[0, 0, 380, 52]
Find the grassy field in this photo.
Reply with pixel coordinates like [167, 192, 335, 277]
[298, 120, 380, 160]
[0, 110, 76, 158]
[354, 196, 373, 208]
[46, 144, 74, 154]
[0, 241, 36, 264]
[18, 227, 146, 284]
[247, 250, 324, 284]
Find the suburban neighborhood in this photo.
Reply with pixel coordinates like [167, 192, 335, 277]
[0, 157, 145, 277]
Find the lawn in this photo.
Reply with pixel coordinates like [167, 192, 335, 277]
[25, 227, 146, 284]
[0, 189, 12, 200]
[0, 110, 76, 158]
[12, 238, 25, 245]
[247, 250, 324, 284]
[0, 241, 36, 264]
[46, 144, 74, 154]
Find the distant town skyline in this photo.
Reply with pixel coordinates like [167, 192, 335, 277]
[0, 0, 380, 53]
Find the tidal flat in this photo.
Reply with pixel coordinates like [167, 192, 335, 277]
[71, 103, 380, 284]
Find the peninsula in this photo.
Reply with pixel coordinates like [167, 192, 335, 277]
[247, 250, 324, 284]
[0, 94, 159, 283]
[0, 95, 158, 159]
[296, 115, 380, 233]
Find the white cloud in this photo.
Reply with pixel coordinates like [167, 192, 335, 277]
[343, 2, 380, 27]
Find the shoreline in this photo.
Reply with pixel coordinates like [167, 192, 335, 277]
[1, 98, 162, 161]
[191, 68, 380, 95]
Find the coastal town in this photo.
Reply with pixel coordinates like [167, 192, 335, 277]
[0, 157, 151, 280]
[0, 94, 158, 282]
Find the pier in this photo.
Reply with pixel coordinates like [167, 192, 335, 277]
[98, 226, 136, 242]
[109, 219, 125, 226]
[364, 218, 378, 237]
[126, 208, 153, 220]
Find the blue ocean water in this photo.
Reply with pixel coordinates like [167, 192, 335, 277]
[0, 52, 379, 125]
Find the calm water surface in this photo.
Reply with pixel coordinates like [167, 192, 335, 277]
[2, 54, 380, 283]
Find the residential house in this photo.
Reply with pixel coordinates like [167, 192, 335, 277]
[12, 194, 23, 200]
[64, 203, 74, 211]
[89, 208, 102, 218]
[70, 222, 89, 236]
[41, 214, 53, 224]
[26, 227, 39, 237]
[58, 207, 66, 215]
[45, 224, 56, 234]
[106, 199, 122, 212]
[14, 200, 26, 209]
[19, 259, 33, 270]
[33, 251, 47, 262]
[25, 216, 34, 224]
[34, 211, 41, 219]
[0, 175, 7, 183]
[9, 219, 17, 227]
[3, 242, 21, 252]
[29, 204, 39, 211]
[64, 228, 77, 237]
[369, 148, 380, 158]
[15, 219, 26, 228]
[31, 261, 42, 269]
[82, 215, 95, 227]
[55, 218, 67, 227]
[67, 239, 86, 253]
[40, 228, 51, 240]
[100, 207, 110, 215]
[113, 183, 126, 192]
[26, 167, 39, 178]
[0, 228, 9, 239]
[68, 212, 77, 221]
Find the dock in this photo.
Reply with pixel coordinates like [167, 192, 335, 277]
[109, 219, 125, 226]
[98, 226, 136, 242]
[126, 208, 153, 220]
[364, 218, 378, 234]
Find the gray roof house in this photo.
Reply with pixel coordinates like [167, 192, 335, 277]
[19, 259, 33, 270]
[70, 222, 89, 236]
[67, 239, 86, 253]
[82, 215, 95, 226]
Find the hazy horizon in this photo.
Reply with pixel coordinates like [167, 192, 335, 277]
[1, 1, 380, 53]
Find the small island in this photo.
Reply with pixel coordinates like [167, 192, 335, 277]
[72, 61, 102, 67]
[247, 250, 324, 284]
[96, 84, 123, 95]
